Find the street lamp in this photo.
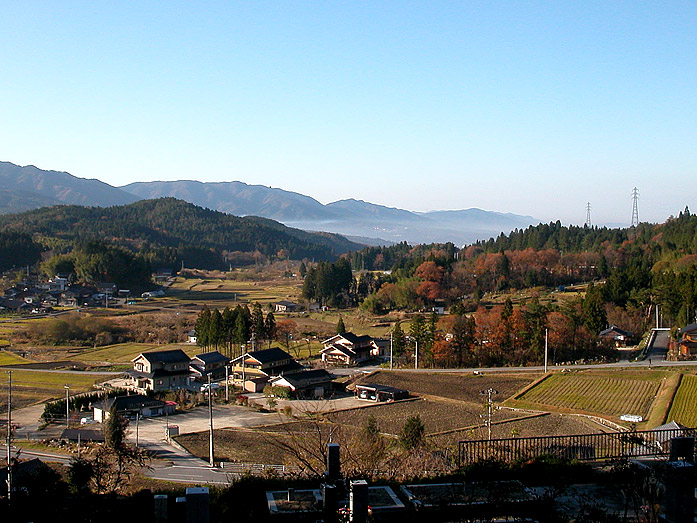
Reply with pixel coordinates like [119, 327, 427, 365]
[64, 385, 70, 428]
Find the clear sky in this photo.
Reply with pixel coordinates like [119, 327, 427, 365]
[2, 1, 695, 226]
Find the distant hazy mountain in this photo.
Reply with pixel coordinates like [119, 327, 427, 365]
[122, 180, 539, 244]
[0, 161, 540, 246]
[121, 179, 335, 221]
[0, 161, 139, 211]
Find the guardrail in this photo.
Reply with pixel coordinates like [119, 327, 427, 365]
[218, 462, 287, 474]
[458, 427, 696, 467]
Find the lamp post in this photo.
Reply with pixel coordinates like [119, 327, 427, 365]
[406, 336, 419, 370]
[64, 384, 70, 428]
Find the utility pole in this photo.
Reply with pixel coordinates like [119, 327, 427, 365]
[225, 365, 229, 403]
[6, 371, 12, 503]
[631, 187, 640, 227]
[389, 330, 393, 370]
[480, 388, 499, 441]
[208, 374, 214, 467]
[585, 202, 592, 228]
[414, 339, 419, 370]
[544, 328, 548, 373]
[64, 384, 70, 428]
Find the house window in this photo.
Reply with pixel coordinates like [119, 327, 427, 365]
[157, 380, 163, 385]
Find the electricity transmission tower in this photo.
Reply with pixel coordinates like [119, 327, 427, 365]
[631, 187, 640, 227]
[585, 202, 592, 227]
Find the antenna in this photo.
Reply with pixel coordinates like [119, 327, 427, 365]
[585, 202, 592, 227]
[631, 187, 639, 227]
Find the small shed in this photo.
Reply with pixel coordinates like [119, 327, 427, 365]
[354, 383, 409, 402]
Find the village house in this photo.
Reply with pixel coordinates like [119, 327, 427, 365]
[230, 347, 303, 392]
[268, 369, 336, 399]
[92, 394, 175, 422]
[320, 332, 380, 365]
[679, 323, 697, 356]
[354, 383, 409, 402]
[128, 349, 192, 392]
[189, 350, 231, 383]
[598, 324, 634, 347]
[274, 300, 301, 313]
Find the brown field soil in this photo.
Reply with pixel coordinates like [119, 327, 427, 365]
[356, 370, 538, 403]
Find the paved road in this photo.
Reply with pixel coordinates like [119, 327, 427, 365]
[0, 443, 73, 465]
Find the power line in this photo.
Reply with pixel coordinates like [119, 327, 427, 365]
[631, 187, 640, 227]
[585, 202, 592, 228]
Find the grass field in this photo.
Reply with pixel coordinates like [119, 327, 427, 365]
[0, 350, 29, 366]
[666, 374, 697, 426]
[72, 342, 201, 364]
[0, 369, 102, 411]
[513, 370, 663, 420]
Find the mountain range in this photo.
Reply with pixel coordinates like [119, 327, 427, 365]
[0, 161, 539, 245]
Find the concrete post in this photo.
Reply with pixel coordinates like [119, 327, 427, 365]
[662, 461, 695, 523]
[185, 487, 210, 523]
[669, 436, 694, 462]
[154, 494, 168, 523]
[321, 483, 338, 523]
[327, 443, 341, 481]
[350, 479, 369, 523]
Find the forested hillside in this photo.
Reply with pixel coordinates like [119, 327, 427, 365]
[0, 198, 362, 274]
[356, 208, 697, 329]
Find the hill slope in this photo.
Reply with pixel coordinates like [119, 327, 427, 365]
[0, 161, 139, 210]
[0, 198, 364, 269]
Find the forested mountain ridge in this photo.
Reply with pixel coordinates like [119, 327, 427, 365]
[0, 161, 139, 211]
[0, 198, 363, 270]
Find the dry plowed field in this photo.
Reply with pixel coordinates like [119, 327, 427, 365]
[356, 370, 538, 402]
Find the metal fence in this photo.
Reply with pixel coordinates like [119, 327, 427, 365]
[458, 427, 696, 467]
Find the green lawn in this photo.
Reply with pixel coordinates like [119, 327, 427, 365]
[0, 350, 29, 366]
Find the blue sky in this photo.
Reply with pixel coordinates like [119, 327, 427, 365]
[1, 1, 695, 225]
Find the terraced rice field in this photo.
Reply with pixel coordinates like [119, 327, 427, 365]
[666, 374, 697, 427]
[517, 372, 661, 419]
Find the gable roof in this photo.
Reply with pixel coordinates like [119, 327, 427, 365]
[322, 332, 374, 346]
[680, 323, 697, 334]
[93, 394, 165, 411]
[133, 349, 190, 364]
[320, 344, 356, 357]
[246, 347, 294, 364]
[193, 351, 230, 365]
[599, 324, 633, 337]
[270, 369, 334, 389]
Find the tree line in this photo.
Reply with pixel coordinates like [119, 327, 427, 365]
[195, 303, 276, 356]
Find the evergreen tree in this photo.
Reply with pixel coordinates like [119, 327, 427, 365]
[195, 307, 212, 349]
[264, 312, 276, 348]
[337, 316, 346, 334]
[583, 283, 607, 334]
[400, 415, 425, 450]
[392, 321, 406, 357]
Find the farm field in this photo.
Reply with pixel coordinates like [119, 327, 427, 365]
[359, 371, 538, 403]
[0, 350, 29, 366]
[72, 342, 200, 364]
[512, 370, 665, 420]
[666, 374, 697, 427]
[166, 276, 301, 306]
[0, 369, 102, 411]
